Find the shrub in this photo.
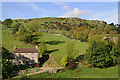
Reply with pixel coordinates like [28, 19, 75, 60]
[38, 41, 47, 56]
[2, 18, 12, 28]
[60, 43, 78, 67]
[75, 55, 84, 63]
[66, 61, 78, 70]
[85, 36, 119, 68]
[60, 53, 68, 67]
[12, 23, 21, 34]
[2, 47, 13, 79]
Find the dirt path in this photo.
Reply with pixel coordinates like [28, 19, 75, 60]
[26, 56, 63, 76]
[26, 67, 64, 76]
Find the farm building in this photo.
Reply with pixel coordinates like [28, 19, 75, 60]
[12, 46, 39, 66]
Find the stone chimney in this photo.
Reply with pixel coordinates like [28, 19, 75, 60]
[14, 45, 17, 49]
[36, 45, 38, 49]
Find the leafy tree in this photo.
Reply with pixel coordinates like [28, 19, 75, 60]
[38, 41, 47, 56]
[2, 47, 13, 79]
[16, 25, 28, 42]
[17, 25, 27, 35]
[109, 23, 114, 26]
[88, 28, 103, 42]
[12, 23, 21, 34]
[85, 36, 119, 68]
[60, 53, 68, 67]
[60, 43, 78, 67]
[24, 21, 40, 32]
[16, 24, 42, 44]
[2, 19, 12, 28]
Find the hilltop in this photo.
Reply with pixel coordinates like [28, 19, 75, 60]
[12, 17, 109, 30]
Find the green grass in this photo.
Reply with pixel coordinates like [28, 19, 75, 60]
[2, 30, 88, 65]
[17, 65, 118, 78]
[2, 30, 32, 52]
[2, 30, 118, 79]
[39, 32, 88, 65]
[13, 67, 42, 78]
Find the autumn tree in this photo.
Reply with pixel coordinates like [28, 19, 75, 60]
[71, 27, 89, 42]
[104, 25, 117, 34]
[109, 30, 117, 37]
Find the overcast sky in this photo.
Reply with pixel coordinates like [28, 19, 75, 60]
[2, 2, 118, 24]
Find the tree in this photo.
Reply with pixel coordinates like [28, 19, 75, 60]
[16, 25, 29, 43]
[2, 19, 12, 28]
[109, 23, 114, 26]
[2, 47, 13, 79]
[71, 27, 89, 42]
[22, 21, 42, 44]
[104, 25, 116, 34]
[88, 28, 103, 42]
[85, 36, 119, 68]
[17, 25, 27, 35]
[12, 23, 21, 34]
[60, 43, 78, 67]
[60, 53, 68, 67]
[109, 30, 117, 37]
[38, 41, 47, 56]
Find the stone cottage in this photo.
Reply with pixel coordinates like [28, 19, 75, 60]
[12, 46, 39, 66]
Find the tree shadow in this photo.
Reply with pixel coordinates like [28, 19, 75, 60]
[38, 55, 49, 67]
[36, 42, 41, 44]
[45, 49, 59, 54]
[45, 40, 65, 45]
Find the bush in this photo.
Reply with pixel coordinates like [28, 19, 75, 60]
[66, 61, 78, 70]
[38, 41, 47, 56]
[75, 55, 84, 62]
[60, 53, 68, 67]
[85, 36, 119, 68]
[60, 43, 78, 67]
[2, 18, 12, 28]
[2, 47, 13, 79]
[12, 23, 21, 34]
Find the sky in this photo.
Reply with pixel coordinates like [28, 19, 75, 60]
[2, 2, 118, 24]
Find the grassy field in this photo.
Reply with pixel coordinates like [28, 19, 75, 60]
[2, 30, 88, 65]
[39, 32, 88, 65]
[2, 30, 119, 79]
[18, 65, 118, 78]
[2, 30, 32, 52]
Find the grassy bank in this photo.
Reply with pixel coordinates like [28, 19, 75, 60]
[15, 65, 118, 78]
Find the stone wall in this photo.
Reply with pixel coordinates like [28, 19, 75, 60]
[12, 53, 38, 65]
